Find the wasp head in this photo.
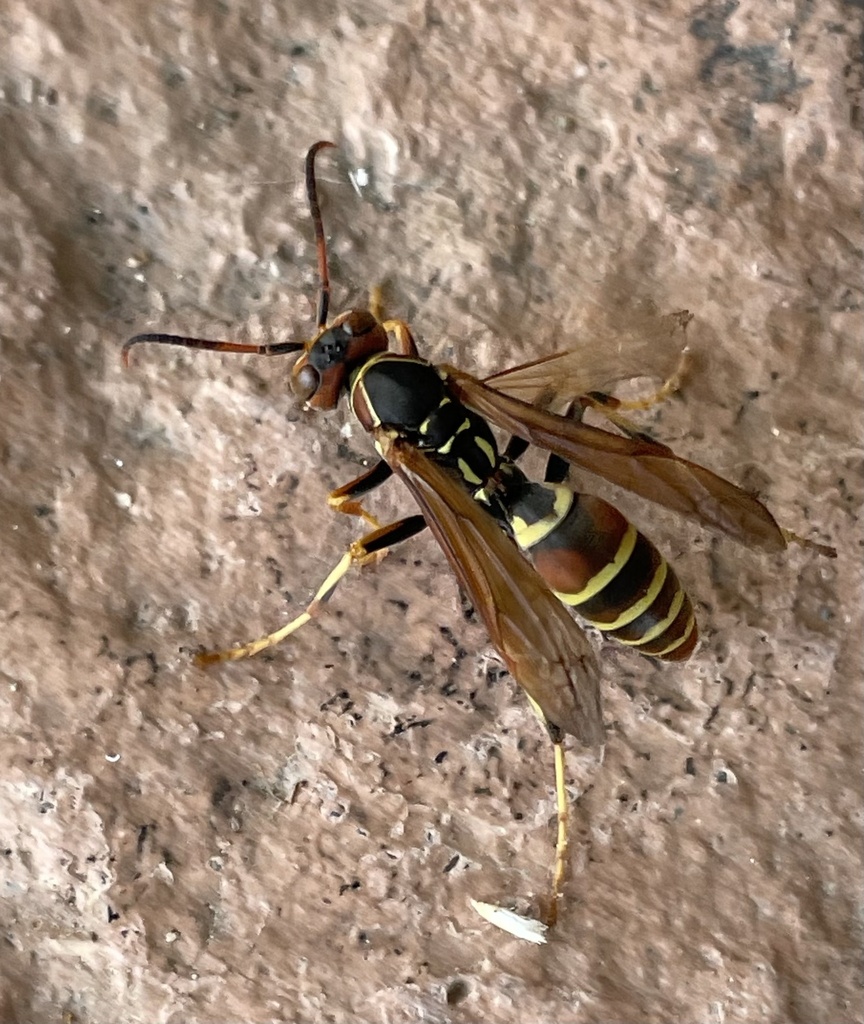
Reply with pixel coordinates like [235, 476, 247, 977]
[292, 308, 388, 410]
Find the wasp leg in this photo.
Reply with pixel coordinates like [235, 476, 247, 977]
[369, 283, 419, 357]
[780, 528, 837, 559]
[547, 739, 570, 929]
[368, 287, 418, 354]
[327, 460, 394, 528]
[368, 285, 386, 324]
[524, 696, 571, 929]
[579, 347, 690, 435]
[502, 420, 573, 485]
[615, 345, 690, 411]
[195, 515, 428, 666]
[381, 318, 420, 357]
[501, 350, 688, 460]
[543, 453, 571, 485]
[469, 694, 568, 943]
[503, 434, 530, 463]
[577, 393, 657, 443]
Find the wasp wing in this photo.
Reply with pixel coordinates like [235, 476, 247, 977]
[443, 367, 786, 553]
[483, 308, 693, 407]
[376, 432, 604, 747]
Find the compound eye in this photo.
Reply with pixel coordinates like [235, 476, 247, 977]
[293, 362, 320, 402]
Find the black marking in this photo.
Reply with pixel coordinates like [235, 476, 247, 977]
[577, 533, 659, 624]
[608, 569, 682, 644]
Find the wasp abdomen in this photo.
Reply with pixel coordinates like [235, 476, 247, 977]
[508, 483, 697, 661]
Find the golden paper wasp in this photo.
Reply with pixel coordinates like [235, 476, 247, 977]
[123, 141, 835, 942]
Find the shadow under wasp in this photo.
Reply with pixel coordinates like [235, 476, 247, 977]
[123, 140, 835, 943]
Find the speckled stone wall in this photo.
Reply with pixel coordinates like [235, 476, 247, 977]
[0, 2, 860, 1021]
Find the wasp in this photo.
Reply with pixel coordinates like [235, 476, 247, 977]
[124, 141, 835, 942]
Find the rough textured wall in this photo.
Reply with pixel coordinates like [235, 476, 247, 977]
[0, 1, 860, 1021]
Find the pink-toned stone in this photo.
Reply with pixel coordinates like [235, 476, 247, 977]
[0, 1, 859, 1020]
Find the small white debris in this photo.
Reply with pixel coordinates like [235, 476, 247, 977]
[115, 492, 133, 510]
[348, 167, 369, 196]
[105, 752, 121, 763]
[153, 861, 175, 885]
[470, 900, 548, 944]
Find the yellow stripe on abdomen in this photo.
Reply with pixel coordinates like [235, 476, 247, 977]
[520, 488, 698, 663]
[590, 560, 668, 631]
[553, 523, 638, 607]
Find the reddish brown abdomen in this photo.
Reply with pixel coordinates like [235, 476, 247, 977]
[509, 484, 697, 661]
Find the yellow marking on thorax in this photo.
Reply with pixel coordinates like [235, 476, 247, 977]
[554, 523, 638, 606]
[434, 416, 479, 457]
[432, 413, 470, 455]
[349, 350, 389, 401]
[458, 459, 483, 485]
[418, 397, 451, 438]
[512, 486, 574, 551]
[475, 436, 497, 467]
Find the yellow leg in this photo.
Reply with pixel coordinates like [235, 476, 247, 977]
[327, 493, 383, 530]
[614, 345, 690, 411]
[195, 516, 426, 667]
[369, 284, 385, 323]
[367, 283, 419, 357]
[547, 740, 569, 929]
[469, 696, 570, 944]
[326, 461, 395, 530]
[195, 550, 357, 667]
[525, 694, 571, 929]
[581, 347, 691, 439]
[381, 318, 419, 357]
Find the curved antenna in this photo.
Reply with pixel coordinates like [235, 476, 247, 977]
[121, 333, 304, 368]
[305, 140, 337, 328]
[123, 143, 338, 366]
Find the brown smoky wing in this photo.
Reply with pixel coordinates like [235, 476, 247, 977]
[443, 367, 787, 553]
[377, 433, 604, 747]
